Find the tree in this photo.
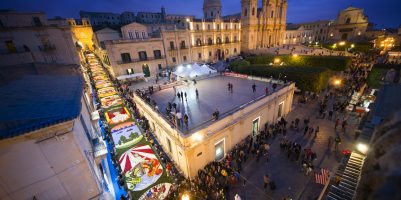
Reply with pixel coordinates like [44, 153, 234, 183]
[120, 135, 127, 143]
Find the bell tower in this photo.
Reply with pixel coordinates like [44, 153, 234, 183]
[241, 0, 258, 51]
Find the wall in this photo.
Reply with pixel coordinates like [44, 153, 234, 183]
[0, 120, 100, 200]
[133, 82, 295, 178]
[105, 39, 167, 77]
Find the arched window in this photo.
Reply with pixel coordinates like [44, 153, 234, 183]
[345, 17, 351, 24]
[225, 37, 230, 43]
[252, 7, 255, 16]
[271, 11, 274, 18]
[234, 36, 238, 42]
[217, 37, 221, 44]
[208, 38, 213, 45]
[196, 38, 202, 46]
[234, 48, 237, 53]
[244, 8, 247, 17]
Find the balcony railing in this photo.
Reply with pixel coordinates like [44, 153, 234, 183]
[180, 46, 189, 49]
[168, 47, 178, 51]
[38, 44, 56, 51]
[117, 56, 165, 64]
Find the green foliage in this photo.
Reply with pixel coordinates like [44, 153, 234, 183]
[244, 55, 350, 71]
[229, 59, 251, 67]
[231, 65, 330, 92]
[129, 132, 139, 140]
[120, 135, 127, 143]
[367, 68, 386, 88]
[142, 65, 150, 77]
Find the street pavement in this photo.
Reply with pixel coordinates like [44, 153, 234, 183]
[228, 94, 358, 200]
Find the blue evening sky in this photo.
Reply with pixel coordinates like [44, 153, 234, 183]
[1, 0, 400, 28]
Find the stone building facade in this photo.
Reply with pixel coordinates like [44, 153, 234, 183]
[240, 0, 288, 51]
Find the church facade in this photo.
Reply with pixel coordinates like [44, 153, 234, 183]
[240, 0, 288, 51]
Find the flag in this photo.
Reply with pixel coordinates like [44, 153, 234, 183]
[315, 168, 330, 185]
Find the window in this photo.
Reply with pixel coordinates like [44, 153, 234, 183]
[225, 24, 228, 30]
[183, 56, 187, 62]
[33, 17, 42, 27]
[234, 24, 237, 29]
[128, 32, 134, 40]
[234, 48, 237, 53]
[198, 53, 202, 59]
[153, 50, 162, 59]
[345, 18, 351, 24]
[208, 24, 211, 30]
[225, 37, 230, 43]
[278, 102, 284, 118]
[271, 11, 274, 18]
[208, 38, 213, 45]
[138, 51, 147, 61]
[196, 24, 199, 30]
[217, 24, 220, 30]
[135, 32, 139, 38]
[209, 51, 212, 57]
[142, 64, 150, 77]
[196, 38, 202, 46]
[234, 36, 237, 42]
[180, 41, 186, 49]
[252, 117, 260, 137]
[4, 40, 18, 54]
[158, 64, 162, 70]
[169, 41, 175, 49]
[217, 37, 221, 44]
[211, 11, 213, 17]
[252, 7, 255, 16]
[0, 19, 5, 28]
[172, 57, 176, 63]
[215, 139, 225, 160]
[120, 53, 131, 63]
[244, 8, 247, 17]
[166, 137, 172, 153]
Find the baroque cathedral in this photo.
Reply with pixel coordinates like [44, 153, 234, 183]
[203, 0, 288, 52]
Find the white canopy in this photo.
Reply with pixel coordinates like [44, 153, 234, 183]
[117, 73, 145, 80]
[173, 63, 217, 78]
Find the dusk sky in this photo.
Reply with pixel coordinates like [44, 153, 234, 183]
[2, 0, 400, 28]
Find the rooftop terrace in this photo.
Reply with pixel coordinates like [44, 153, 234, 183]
[149, 75, 285, 134]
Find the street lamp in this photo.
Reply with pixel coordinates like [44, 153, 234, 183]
[338, 41, 346, 46]
[356, 143, 368, 154]
[333, 79, 341, 86]
[274, 58, 281, 64]
[182, 193, 190, 200]
[292, 54, 299, 58]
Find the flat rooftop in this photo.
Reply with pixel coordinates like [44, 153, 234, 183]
[150, 75, 284, 134]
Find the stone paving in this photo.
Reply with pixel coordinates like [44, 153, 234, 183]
[228, 94, 359, 200]
[150, 75, 281, 133]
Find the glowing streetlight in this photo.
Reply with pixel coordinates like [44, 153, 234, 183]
[334, 79, 341, 86]
[182, 193, 190, 200]
[350, 44, 355, 48]
[292, 54, 299, 58]
[357, 143, 368, 154]
[274, 58, 281, 64]
[338, 41, 346, 46]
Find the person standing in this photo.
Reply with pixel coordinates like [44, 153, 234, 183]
[335, 135, 341, 150]
[304, 125, 309, 136]
[177, 92, 181, 100]
[195, 88, 199, 99]
[263, 175, 270, 189]
[265, 87, 269, 95]
[176, 111, 182, 126]
[252, 83, 256, 93]
[335, 118, 339, 130]
[184, 92, 187, 101]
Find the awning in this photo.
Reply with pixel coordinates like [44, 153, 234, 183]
[117, 73, 145, 80]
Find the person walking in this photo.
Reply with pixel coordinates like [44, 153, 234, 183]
[342, 119, 347, 133]
[314, 126, 319, 138]
[263, 175, 270, 189]
[265, 87, 269, 95]
[180, 91, 184, 101]
[195, 88, 199, 99]
[304, 125, 309, 136]
[184, 92, 187, 101]
[184, 114, 189, 128]
[334, 135, 341, 150]
[177, 92, 181, 100]
[252, 83, 256, 93]
[335, 118, 339, 130]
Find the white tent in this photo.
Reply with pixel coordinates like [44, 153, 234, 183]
[117, 73, 145, 80]
[173, 63, 217, 78]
